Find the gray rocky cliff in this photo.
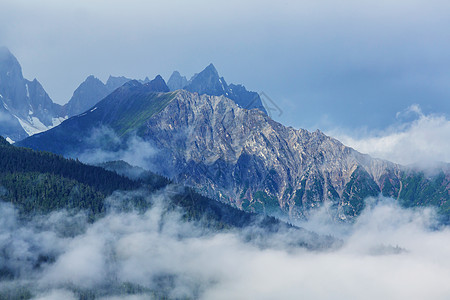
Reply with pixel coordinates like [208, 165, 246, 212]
[140, 90, 401, 220]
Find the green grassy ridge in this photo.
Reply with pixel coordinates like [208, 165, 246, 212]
[109, 92, 177, 136]
[16, 90, 178, 156]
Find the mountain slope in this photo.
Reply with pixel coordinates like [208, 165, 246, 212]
[0, 47, 65, 141]
[18, 87, 450, 221]
[143, 91, 449, 220]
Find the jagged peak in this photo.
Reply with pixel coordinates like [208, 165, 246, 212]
[188, 64, 220, 82]
[167, 71, 188, 91]
[168, 70, 187, 82]
[84, 75, 103, 83]
[205, 63, 217, 72]
[143, 75, 169, 92]
[153, 74, 164, 81]
[201, 63, 219, 77]
[184, 63, 224, 96]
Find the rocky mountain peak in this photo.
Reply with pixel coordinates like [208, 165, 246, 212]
[185, 63, 225, 96]
[182, 64, 268, 114]
[143, 75, 170, 93]
[0, 48, 64, 141]
[0, 48, 26, 109]
[167, 71, 188, 91]
[63, 75, 109, 117]
[204, 63, 219, 75]
[85, 74, 99, 82]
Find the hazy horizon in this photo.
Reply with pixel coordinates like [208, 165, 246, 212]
[1, 0, 450, 132]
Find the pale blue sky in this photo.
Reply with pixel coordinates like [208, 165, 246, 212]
[1, 0, 449, 131]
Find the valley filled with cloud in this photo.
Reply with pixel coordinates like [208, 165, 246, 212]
[1, 190, 449, 300]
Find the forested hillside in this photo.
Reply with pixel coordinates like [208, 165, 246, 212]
[0, 137, 139, 217]
[0, 137, 303, 232]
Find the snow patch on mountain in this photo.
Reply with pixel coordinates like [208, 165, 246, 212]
[14, 114, 67, 136]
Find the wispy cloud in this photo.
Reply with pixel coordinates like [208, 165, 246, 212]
[328, 105, 450, 166]
[76, 126, 159, 171]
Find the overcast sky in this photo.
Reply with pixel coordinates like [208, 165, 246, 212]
[1, 0, 449, 131]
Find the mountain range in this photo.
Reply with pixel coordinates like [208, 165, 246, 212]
[1, 47, 448, 222]
[0, 48, 267, 142]
[0, 47, 135, 141]
[17, 74, 450, 222]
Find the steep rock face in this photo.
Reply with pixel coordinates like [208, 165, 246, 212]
[0, 47, 28, 115]
[140, 90, 400, 219]
[0, 47, 64, 141]
[25, 79, 62, 126]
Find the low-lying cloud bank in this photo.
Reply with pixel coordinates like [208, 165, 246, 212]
[329, 105, 450, 166]
[0, 192, 449, 300]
